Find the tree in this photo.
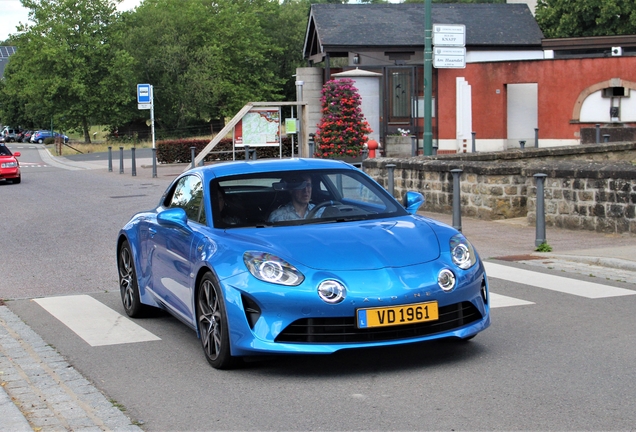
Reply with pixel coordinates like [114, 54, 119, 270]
[0, 0, 136, 142]
[119, 0, 286, 133]
[261, 0, 312, 102]
[536, 0, 636, 38]
[314, 79, 372, 159]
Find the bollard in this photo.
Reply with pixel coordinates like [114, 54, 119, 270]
[595, 124, 601, 144]
[451, 169, 463, 232]
[152, 148, 157, 178]
[190, 146, 196, 169]
[432, 142, 438, 156]
[411, 136, 417, 157]
[603, 134, 610, 143]
[251, 149, 257, 161]
[119, 147, 124, 174]
[108, 146, 113, 172]
[471, 131, 476, 153]
[244, 145, 250, 161]
[519, 140, 526, 149]
[535, 128, 539, 148]
[308, 133, 315, 158]
[199, 157, 205, 166]
[361, 148, 369, 173]
[534, 173, 547, 247]
[386, 164, 396, 197]
[131, 147, 137, 177]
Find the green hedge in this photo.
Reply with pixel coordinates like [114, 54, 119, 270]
[157, 137, 298, 164]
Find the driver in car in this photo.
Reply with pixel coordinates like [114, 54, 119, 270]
[268, 174, 317, 222]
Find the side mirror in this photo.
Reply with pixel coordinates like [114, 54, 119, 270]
[14, 152, 21, 157]
[403, 191, 425, 214]
[157, 208, 192, 233]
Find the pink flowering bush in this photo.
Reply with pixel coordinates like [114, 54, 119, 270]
[314, 78, 372, 159]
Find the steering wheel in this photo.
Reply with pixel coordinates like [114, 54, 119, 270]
[306, 200, 342, 219]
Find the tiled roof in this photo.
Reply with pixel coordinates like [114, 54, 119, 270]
[305, 3, 543, 57]
[0, 46, 17, 58]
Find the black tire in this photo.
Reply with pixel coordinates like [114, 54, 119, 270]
[118, 240, 146, 317]
[196, 273, 240, 369]
[12, 176, 21, 184]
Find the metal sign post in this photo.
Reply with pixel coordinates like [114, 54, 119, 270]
[137, 84, 156, 150]
[423, 0, 433, 156]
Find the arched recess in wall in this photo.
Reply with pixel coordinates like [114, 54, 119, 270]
[572, 79, 636, 123]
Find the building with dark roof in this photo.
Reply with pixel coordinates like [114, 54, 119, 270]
[304, 3, 543, 71]
[298, 3, 636, 155]
[0, 46, 17, 79]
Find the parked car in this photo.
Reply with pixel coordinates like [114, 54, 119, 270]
[31, 130, 69, 144]
[17, 130, 33, 143]
[0, 143, 21, 184]
[117, 158, 490, 369]
[1, 126, 17, 142]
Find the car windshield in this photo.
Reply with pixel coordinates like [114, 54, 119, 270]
[211, 168, 407, 228]
[0, 145, 12, 156]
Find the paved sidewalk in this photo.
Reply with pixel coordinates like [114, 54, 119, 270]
[422, 212, 636, 285]
[0, 306, 142, 431]
[1, 149, 633, 430]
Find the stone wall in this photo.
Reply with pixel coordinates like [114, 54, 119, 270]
[363, 142, 636, 234]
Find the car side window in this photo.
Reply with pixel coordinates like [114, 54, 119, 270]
[166, 175, 206, 224]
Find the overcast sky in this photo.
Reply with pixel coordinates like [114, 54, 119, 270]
[1, 0, 142, 42]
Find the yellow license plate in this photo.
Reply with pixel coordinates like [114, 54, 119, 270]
[356, 301, 439, 329]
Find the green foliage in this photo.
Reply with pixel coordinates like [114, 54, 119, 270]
[535, 242, 553, 253]
[120, 0, 286, 131]
[0, 0, 308, 140]
[314, 79, 372, 159]
[536, 0, 636, 38]
[1, 0, 136, 142]
[157, 138, 296, 164]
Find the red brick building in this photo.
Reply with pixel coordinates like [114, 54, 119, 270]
[302, 3, 636, 154]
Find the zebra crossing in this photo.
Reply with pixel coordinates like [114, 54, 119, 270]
[19, 162, 49, 168]
[31, 263, 636, 347]
[485, 261, 636, 302]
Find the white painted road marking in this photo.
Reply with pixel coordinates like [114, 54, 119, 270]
[489, 292, 534, 308]
[485, 262, 636, 299]
[34, 295, 161, 346]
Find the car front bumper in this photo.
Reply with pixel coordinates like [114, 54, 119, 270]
[220, 261, 491, 356]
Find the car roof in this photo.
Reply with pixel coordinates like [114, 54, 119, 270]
[189, 158, 358, 180]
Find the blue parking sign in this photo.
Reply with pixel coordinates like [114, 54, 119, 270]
[137, 84, 151, 104]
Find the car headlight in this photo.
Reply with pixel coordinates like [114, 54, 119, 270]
[317, 280, 347, 304]
[243, 252, 304, 286]
[1, 162, 17, 168]
[438, 269, 456, 291]
[450, 234, 477, 270]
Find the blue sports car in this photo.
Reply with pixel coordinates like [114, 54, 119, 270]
[117, 158, 490, 369]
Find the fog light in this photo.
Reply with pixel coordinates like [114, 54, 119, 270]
[317, 280, 346, 304]
[438, 269, 456, 292]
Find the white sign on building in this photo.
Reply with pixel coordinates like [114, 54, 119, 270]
[433, 24, 466, 69]
[433, 24, 466, 47]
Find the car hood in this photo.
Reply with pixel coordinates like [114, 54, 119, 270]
[225, 216, 441, 271]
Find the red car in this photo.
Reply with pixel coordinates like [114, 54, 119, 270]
[0, 144, 21, 184]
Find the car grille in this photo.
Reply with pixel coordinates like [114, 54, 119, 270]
[275, 302, 482, 344]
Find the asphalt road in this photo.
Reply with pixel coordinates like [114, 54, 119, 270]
[2, 144, 636, 431]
